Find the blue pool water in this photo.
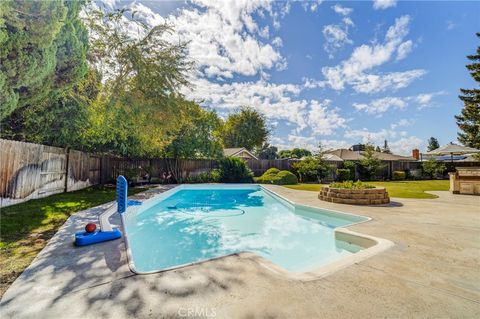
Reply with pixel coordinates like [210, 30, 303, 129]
[123, 185, 368, 273]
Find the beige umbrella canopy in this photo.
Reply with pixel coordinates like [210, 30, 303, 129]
[425, 143, 480, 155]
[424, 143, 480, 162]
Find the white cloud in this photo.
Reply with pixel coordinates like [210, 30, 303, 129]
[302, 77, 325, 89]
[398, 118, 414, 126]
[259, 25, 270, 38]
[302, 0, 324, 13]
[344, 128, 397, 144]
[332, 4, 353, 16]
[389, 136, 423, 155]
[410, 91, 446, 109]
[322, 4, 354, 59]
[171, 2, 286, 79]
[351, 69, 427, 93]
[353, 97, 407, 114]
[103, 0, 287, 79]
[353, 91, 444, 115]
[272, 36, 283, 47]
[344, 128, 421, 155]
[323, 24, 353, 58]
[396, 40, 413, 61]
[446, 20, 455, 30]
[321, 15, 425, 93]
[307, 100, 347, 135]
[183, 78, 347, 136]
[373, 0, 397, 10]
[415, 93, 434, 105]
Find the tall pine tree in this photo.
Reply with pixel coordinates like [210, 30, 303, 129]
[455, 33, 480, 148]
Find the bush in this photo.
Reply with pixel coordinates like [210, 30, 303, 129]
[264, 167, 280, 175]
[291, 156, 331, 182]
[336, 169, 351, 182]
[329, 180, 375, 190]
[422, 159, 446, 179]
[256, 169, 298, 185]
[218, 157, 254, 183]
[185, 170, 221, 183]
[392, 171, 406, 180]
[275, 171, 298, 185]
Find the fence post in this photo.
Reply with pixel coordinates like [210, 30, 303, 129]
[64, 147, 70, 193]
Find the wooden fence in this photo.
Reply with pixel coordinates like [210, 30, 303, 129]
[1, 138, 479, 205]
[0, 139, 102, 205]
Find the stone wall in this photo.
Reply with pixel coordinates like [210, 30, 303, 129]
[319, 186, 390, 205]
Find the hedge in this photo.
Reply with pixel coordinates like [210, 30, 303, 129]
[392, 170, 406, 181]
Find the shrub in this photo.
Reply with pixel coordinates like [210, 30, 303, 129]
[275, 171, 298, 185]
[392, 170, 406, 180]
[292, 156, 332, 182]
[218, 157, 254, 183]
[343, 161, 356, 179]
[186, 170, 221, 183]
[124, 167, 141, 184]
[329, 180, 375, 190]
[264, 167, 280, 175]
[336, 169, 351, 182]
[422, 159, 446, 179]
[359, 144, 384, 180]
[256, 169, 298, 185]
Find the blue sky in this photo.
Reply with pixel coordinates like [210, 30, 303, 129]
[101, 0, 480, 155]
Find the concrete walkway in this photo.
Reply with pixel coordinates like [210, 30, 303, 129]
[1, 185, 479, 318]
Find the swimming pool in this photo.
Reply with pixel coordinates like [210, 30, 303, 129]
[122, 185, 375, 274]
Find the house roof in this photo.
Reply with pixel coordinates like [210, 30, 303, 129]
[223, 147, 258, 160]
[326, 149, 416, 161]
[324, 153, 344, 162]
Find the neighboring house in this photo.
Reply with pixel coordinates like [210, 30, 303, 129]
[326, 149, 416, 161]
[223, 147, 258, 160]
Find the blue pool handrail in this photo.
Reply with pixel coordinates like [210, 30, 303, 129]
[117, 175, 128, 214]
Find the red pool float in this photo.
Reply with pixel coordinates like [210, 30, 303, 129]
[85, 223, 97, 233]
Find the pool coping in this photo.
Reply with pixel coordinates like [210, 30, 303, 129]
[121, 184, 394, 281]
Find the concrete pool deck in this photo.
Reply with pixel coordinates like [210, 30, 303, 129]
[1, 185, 479, 318]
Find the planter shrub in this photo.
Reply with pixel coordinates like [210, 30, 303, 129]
[336, 168, 351, 182]
[329, 180, 375, 189]
[218, 157, 254, 183]
[392, 170, 406, 180]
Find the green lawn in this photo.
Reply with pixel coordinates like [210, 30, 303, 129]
[0, 186, 144, 297]
[284, 180, 450, 199]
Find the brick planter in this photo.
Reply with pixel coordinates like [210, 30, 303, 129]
[318, 186, 390, 205]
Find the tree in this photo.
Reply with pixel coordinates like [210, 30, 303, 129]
[422, 159, 446, 179]
[79, 7, 194, 156]
[375, 146, 381, 152]
[256, 143, 278, 160]
[455, 32, 480, 149]
[0, 0, 88, 120]
[222, 107, 269, 151]
[292, 144, 331, 182]
[360, 143, 384, 180]
[8, 68, 101, 148]
[278, 148, 312, 159]
[163, 102, 223, 159]
[382, 140, 392, 154]
[427, 137, 440, 151]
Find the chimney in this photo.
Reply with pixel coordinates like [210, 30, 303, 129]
[412, 149, 420, 160]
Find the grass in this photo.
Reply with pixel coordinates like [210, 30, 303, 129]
[0, 185, 144, 297]
[284, 180, 450, 199]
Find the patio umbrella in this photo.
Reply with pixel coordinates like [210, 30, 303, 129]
[424, 143, 480, 162]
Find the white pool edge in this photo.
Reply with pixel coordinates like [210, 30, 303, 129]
[121, 184, 394, 280]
